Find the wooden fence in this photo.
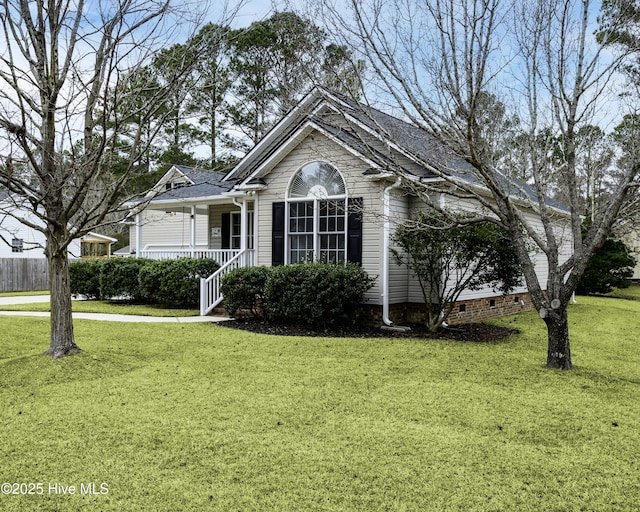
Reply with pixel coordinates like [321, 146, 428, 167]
[0, 258, 49, 292]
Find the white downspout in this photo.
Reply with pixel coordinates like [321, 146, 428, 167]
[135, 213, 142, 258]
[382, 178, 402, 326]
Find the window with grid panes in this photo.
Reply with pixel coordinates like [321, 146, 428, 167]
[11, 238, 24, 253]
[287, 162, 347, 263]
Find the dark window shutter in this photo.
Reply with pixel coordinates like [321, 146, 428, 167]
[347, 197, 363, 264]
[272, 202, 285, 266]
[221, 212, 231, 250]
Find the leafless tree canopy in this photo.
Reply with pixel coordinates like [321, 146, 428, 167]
[315, 0, 640, 368]
[0, 0, 238, 358]
[0, 0, 221, 239]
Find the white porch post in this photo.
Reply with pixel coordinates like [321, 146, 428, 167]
[190, 205, 196, 258]
[135, 213, 142, 258]
[232, 195, 250, 266]
[240, 198, 248, 265]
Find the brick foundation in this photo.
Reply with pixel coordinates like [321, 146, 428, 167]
[362, 292, 534, 326]
[214, 292, 535, 327]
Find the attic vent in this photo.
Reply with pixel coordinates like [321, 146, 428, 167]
[165, 181, 187, 191]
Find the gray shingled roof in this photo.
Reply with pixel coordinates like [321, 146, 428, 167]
[145, 91, 567, 213]
[310, 117, 404, 172]
[149, 166, 236, 202]
[327, 91, 476, 178]
[323, 90, 569, 212]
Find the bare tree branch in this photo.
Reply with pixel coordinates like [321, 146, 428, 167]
[315, 0, 639, 369]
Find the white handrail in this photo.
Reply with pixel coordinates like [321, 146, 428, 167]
[139, 248, 240, 265]
[199, 250, 254, 316]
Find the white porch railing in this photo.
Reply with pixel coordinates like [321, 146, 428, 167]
[139, 246, 241, 266]
[199, 249, 255, 316]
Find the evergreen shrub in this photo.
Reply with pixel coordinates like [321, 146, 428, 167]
[99, 257, 150, 300]
[263, 262, 375, 327]
[69, 259, 104, 299]
[577, 239, 636, 294]
[139, 258, 219, 307]
[220, 266, 272, 318]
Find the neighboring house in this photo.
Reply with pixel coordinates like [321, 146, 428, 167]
[130, 88, 573, 324]
[0, 190, 82, 259]
[0, 191, 115, 259]
[623, 230, 640, 282]
[1, 190, 43, 258]
[79, 232, 118, 258]
[0, 190, 116, 291]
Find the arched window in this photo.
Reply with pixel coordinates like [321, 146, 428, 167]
[287, 162, 348, 263]
[288, 161, 346, 198]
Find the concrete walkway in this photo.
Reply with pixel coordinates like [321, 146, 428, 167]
[0, 295, 227, 323]
[0, 295, 51, 306]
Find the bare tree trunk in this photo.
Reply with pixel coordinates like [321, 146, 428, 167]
[544, 307, 572, 370]
[44, 249, 81, 360]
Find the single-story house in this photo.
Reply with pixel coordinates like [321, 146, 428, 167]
[129, 87, 573, 323]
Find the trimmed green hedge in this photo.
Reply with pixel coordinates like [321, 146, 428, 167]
[71, 259, 374, 321]
[220, 266, 271, 319]
[99, 258, 150, 300]
[139, 258, 220, 308]
[69, 259, 103, 300]
[221, 263, 375, 326]
[69, 257, 219, 308]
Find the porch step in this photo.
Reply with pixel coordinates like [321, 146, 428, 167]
[210, 305, 227, 317]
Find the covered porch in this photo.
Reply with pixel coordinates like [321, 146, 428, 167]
[131, 194, 256, 263]
[130, 193, 257, 315]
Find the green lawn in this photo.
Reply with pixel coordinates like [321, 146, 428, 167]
[0, 294, 638, 511]
[0, 300, 199, 317]
[607, 284, 640, 301]
[0, 290, 49, 297]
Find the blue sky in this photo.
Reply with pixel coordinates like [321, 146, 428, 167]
[236, 0, 274, 21]
[231, 0, 283, 26]
[228, 0, 326, 26]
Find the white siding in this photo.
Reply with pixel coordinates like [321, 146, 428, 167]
[623, 231, 640, 280]
[0, 204, 81, 259]
[387, 188, 410, 304]
[400, 193, 575, 302]
[0, 211, 46, 258]
[253, 131, 388, 304]
[131, 207, 209, 252]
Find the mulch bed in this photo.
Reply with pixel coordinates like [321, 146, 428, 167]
[217, 318, 518, 343]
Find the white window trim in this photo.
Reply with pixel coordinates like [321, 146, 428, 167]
[230, 212, 241, 250]
[284, 160, 348, 263]
[229, 210, 254, 250]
